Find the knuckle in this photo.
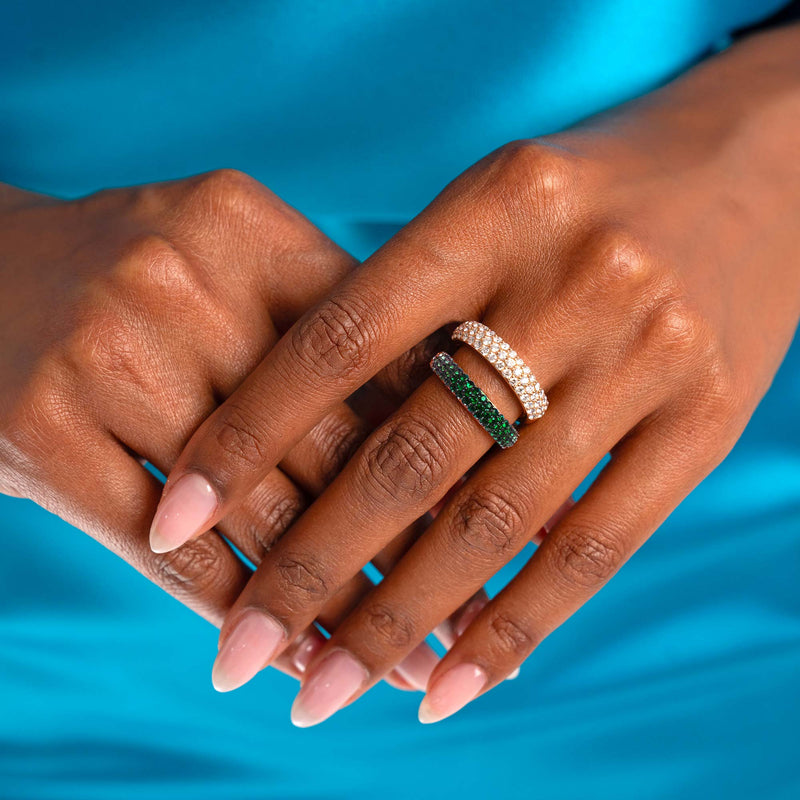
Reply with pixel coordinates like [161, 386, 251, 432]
[549, 524, 624, 590]
[75, 309, 149, 391]
[276, 551, 329, 602]
[378, 328, 452, 397]
[448, 483, 525, 559]
[361, 415, 448, 503]
[257, 494, 304, 548]
[641, 295, 706, 358]
[229, 491, 305, 561]
[177, 169, 274, 233]
[118, 232, 198, 296]
[212, 404, 270, 470]
[487, 611, 536, 656]
[0, 361, 76, 474]
[290, 296, 375, 382]
[363, 602, 416, 649]
[488, 139, 576, 222]
[192, 168, 261, 206]
[588, 228, 653, 290]
[154, 534, 225, 594]
[307, 416, 368, 488]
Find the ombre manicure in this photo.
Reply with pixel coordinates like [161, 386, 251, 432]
[291, 650, 367, 727]
[150, 473, 218, 553]
[212, 610, 285, 692]
[418, 663, 487, 724]
[394, 642, 439, 691]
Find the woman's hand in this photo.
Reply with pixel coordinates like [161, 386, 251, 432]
[157, 25, 800, 723]
[0, 170, 446, 686]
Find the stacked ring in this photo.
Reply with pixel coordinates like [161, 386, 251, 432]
[430, 352, 519, 449]
[452, 321, 548, 420]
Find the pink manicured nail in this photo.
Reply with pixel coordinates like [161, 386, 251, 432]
[212, 610, 285, 692]
[385, 670, 418, 692]
[149, 473, 217, 553]
[434, 622, 456, 649]
[291, 650, 367, 728]
[394, 642, 440, 691]
[418, 663, 487, 724]
[454, 595, 488, 638]
[292, 631, 326, 674]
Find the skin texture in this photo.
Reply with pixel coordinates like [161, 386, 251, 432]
[0, 169, 467, 687]
[153, 24, 800, 724]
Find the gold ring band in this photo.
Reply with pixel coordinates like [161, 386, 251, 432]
[452, 321, 548, 421]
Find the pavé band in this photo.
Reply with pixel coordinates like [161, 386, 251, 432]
[430, 352, 519, 449]
[452, 321, 548, 421]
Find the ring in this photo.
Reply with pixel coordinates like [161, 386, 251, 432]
[452, 321, 548, 421]
[430, 352, 519, 449]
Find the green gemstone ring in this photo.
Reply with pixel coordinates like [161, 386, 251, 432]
[430, 352, 519, 449]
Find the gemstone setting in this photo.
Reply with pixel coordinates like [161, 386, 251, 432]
[430, 352, 518, 449]
[452, 321, 548, 421]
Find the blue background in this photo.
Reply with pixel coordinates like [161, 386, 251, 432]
[1, 2, 798, 798]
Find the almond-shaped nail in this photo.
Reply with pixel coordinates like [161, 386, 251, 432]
[292, 631, 326, 674]
[291, 650, 367, 728]
[394, 642, 439, 691]
[149, 473, 217, 553]
[418, 663, 487, 724]
[212, 610, 285, 692]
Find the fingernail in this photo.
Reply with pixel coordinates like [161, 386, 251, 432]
[454, 596, 488, 638]
[506, 667, 521, 680]
[384, 670, 418, 692]
[394, 643, 439, 691]
[291, 650, 367, 728]
[434, 622, 456, 650]
[418, 663, 487, 724]
[150, 473, 217, 553]
[212, 610, 285, 692]
[292, 631, 325, 674]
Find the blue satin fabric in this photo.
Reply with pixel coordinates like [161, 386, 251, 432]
[1, 2, 798, 798]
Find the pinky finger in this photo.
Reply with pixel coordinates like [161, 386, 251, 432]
[418, 423, 704, 724]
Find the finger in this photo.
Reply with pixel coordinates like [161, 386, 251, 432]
[417, 411, 707, 723]
[287, 368, 644, 726]
[207, 340, 551, 694]
[430, 493, 573, 648]
[30, 429, 252, 629]
[156, 198, 500, 548]
[110, 364, 434, 687]
[278, 402, 370, 497]
[103, 372, 375, 680]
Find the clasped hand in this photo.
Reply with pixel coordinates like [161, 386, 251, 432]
[2, 28, 798, 726]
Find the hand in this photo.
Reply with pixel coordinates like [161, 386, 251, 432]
[157, 25, 800, 723]
[0, 170, 443, 686]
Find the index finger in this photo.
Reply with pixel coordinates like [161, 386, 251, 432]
[151, 209, 493, 552]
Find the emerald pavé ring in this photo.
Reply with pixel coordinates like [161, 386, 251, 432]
[430, 352, 519, 449]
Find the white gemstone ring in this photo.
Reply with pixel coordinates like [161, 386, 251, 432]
[452, 321, 548, 421]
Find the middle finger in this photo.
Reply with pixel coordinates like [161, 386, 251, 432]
[211, 316, 573, 691]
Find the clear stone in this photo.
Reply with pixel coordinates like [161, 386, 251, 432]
[488, 353, 497, 363]
[513, 366, 523, 377]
